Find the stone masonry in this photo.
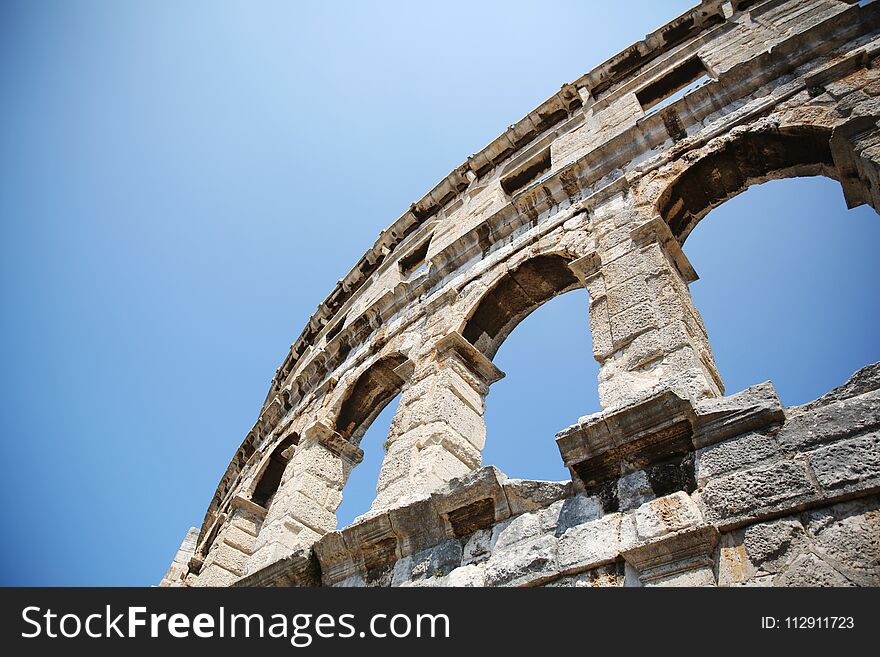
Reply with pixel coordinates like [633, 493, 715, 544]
[160, 0, 880, 588]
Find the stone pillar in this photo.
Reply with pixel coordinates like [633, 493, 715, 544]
[191, 496, 267, 586]
[831, 113, 880, 213]
[570, 216, 723, 409]
[159, 527, 199, 587]
[245, 421, 363, 575]
[370, 332, 504, 511]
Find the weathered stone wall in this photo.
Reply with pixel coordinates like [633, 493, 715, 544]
[162, 0, 880, 587]
[229, 362, 879, 588]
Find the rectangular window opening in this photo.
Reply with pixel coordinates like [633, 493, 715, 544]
[500, 148, 552, 196]
[325, 317, 345, 341]
[399, 238, 431, 278]
[636, 57, 712, 114]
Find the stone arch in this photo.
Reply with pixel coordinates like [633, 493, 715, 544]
[658, 125, 838, 243]
[249, 432, 299, 509]
[461, 253, 583, 360]
[481, 287, 597, 481]
[333, 353, 410, 443]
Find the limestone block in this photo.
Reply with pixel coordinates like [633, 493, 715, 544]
[404, 540, 463, 582]
[433, 467, 511, 538]
[397, 385, 487, 449]
[209, 543, 253, 576]
[288, 439, 357, 488]
[589, 297, 615, 359]
[646, 568, 716, 587]
[609, 301, 659, 348]
[387, 495, 447, 555]
[557, 388, 696, 488]
[414, 443, 473, 485]
[601, 250, 655, 289]
[286, 491, 338, 534]
[617, 470, 655, 511]
[373, 433, 417, 492]
[774, 553, 855, 587]
[390, 556, 415, 586]
[341, 512, 398, 573]
[222, 525, 258, 555]
[806, 432, 880, 493]
[699, 460, 817, 528]
[313, 531, 360, 585]
[606, 274, 652, 316]
[335, 574, 367, 588]
[615, 328, 672, 373]
[692, 381, 785, 448]
[443, 564, 486, 587]
[696, 431, 781, 483]
[289, 470, 341, 508]
[228, 510, 262, 537]
[491, 512, 543, 552]
[234, 548, 318, 587]
[484, 534, 559, 587]
[502, 478, 571, 515]
[557, 512, 637, 574]
[633, 491, 703, 541]
[551, 120, 601, 170]
[777, 389, 880, 451]
[462, 528, 493, 566]
[803, 497, 880, 584]
[555, 494, 603, 534]
[742, 518, 809, 575]
[194, 563, 239, 587]
[715, 532, 754, 586]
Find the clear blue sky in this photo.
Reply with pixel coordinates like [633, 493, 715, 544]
[1, 1, 877, 586]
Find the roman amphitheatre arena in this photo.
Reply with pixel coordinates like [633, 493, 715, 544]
[161, 0, 880, 588]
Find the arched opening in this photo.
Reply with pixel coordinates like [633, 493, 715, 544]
[462, 254, 581, 359]
[335, 392, 402, 528]
[482, 289, 599, 481]
[250, 432, 298, 509]
[332, 354, 410, 528]
[462, 253, 597, 481]
[683, 175, 880, 405]
[659, 126, 835, 243]
[334, 354, 408, 442]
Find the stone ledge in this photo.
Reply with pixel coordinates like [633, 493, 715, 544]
[233, 549, 319, 587]
[558, 382, 789, 492]
[301, 420, 364, 466]
[308, 467, 575, 586]
[556, 389, 696, 490]
[692, 381, 785, 448]
[622, 525, 719, 586]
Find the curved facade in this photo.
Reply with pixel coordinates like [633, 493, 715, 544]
[161, 0, 880, 588]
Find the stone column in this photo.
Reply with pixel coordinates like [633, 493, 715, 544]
[570, 216, 723, 409]
[245, 420, 363, 575]
[370, 332, 504, 511]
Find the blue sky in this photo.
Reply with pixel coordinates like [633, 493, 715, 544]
[1, 1, 877, 586]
